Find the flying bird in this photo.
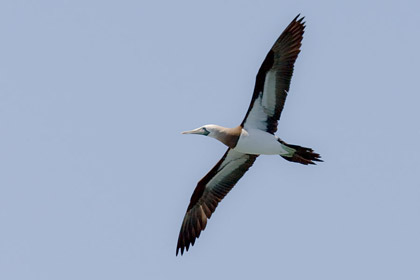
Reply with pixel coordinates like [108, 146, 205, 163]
[177, 15, 321, 256]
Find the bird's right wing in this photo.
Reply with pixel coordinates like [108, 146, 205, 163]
[241, 15, 305, 134]
[176, 148, 258, 255]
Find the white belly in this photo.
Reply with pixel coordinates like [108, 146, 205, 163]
[234, 128, 289, 155]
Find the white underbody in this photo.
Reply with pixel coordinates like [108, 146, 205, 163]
[234, 128, 291, 155]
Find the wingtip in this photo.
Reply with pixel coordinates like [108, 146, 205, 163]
[293, 14, 305, 22]
[176, 246, 184, 256]
[176, 235, 186, 256]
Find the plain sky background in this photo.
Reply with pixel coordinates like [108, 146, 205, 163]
[1, 0, 419, 279]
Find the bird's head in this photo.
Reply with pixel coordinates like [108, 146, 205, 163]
[181, 124, 220, 137]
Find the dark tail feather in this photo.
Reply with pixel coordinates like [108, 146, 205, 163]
[281, 143, 323, 165]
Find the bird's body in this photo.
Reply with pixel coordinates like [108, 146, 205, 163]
[234, 128, 291, 155]
[177, 15, 322, 255]
[196, 124, 291, 155]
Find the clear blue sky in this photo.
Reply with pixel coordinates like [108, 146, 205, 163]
[1, 0, 419, 279]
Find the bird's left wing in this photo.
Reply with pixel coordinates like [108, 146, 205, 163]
[176, 148, 258, 255]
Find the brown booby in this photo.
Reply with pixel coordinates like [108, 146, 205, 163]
[177, 15, 322, 256]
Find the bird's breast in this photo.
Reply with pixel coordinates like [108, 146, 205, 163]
[234, 129, 289, 155]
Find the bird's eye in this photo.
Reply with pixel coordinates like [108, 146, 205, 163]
[202, 127, 210, 135]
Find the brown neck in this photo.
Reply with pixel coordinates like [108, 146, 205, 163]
[212, 125, 242, 148]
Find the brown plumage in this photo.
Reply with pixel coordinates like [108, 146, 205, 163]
[209, 126, 242, 148]
[176, 149, 258, 255]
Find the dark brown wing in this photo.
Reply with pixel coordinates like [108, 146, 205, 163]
[176, 149, 258, 255]
[241, 15, 305, 134]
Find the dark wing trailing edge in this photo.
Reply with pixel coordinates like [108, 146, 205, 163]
[176, 149, 258, 256]
[241, 15, 305, 134]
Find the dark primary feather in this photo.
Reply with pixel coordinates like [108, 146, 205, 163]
[176, 149, 258, 255]
[241, 15, 305, 134]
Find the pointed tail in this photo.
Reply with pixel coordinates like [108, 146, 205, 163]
[280, 141, 322, 165]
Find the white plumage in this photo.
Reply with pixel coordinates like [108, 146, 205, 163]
[234, 128, 290, 155]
